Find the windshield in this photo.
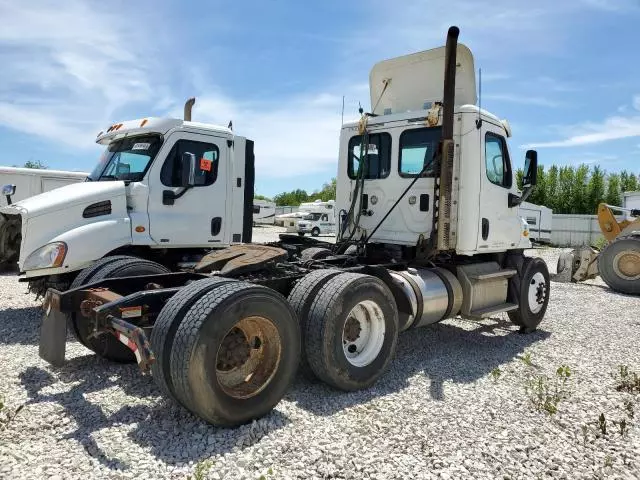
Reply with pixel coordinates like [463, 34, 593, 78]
[88, 134, 162, 182]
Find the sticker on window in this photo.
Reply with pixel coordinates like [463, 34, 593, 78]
[132, 143, 151, 151]
[200, 158, 212, 172]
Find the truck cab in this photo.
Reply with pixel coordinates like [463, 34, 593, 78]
[336, 43, 533, 256]
[0, 109, 255, 284]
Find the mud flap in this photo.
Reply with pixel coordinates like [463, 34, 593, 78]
[39, 306, 67, 367]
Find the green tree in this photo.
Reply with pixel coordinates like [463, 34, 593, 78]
[528, 165, 546, 206]
[572, 164, 589, 214]
[254, 194, 273, 202]
[620, 170, 638, 192]
[273, 189, 309, 206]
[587, 165, 605, 213]
[557, 166, 575, 214]
[605, 173, 621, 206]
[515, 168, 524, 190]
[309, 178, 336, 202]
[546, 165, 559, 212]
[18, 161, 47, 169]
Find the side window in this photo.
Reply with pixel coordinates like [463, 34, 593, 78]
[399, 127, 442, 177]
[526, 216, 537, 225]
[161, 139, 219, 187]
[347, 133, 391, 179]
[484, 133, 512, 188]
[321, 214, 328, 221]
[253, 205, 261, 214]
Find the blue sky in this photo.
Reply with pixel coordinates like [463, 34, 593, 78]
[1, 0, 639, 197]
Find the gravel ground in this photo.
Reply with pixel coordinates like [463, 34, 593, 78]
[1, 247, 639, 479]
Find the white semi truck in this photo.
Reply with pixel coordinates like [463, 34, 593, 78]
[1, 166, 88, 269]
[6, 27, 550, 427]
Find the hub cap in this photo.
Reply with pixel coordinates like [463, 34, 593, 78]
[527, 272, 547, 314]
[215, 316, 281, 399]
[342, 300, 385, 367]
[613, 250, 640, 281]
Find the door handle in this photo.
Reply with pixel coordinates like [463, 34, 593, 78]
[211, 217, 222, 236]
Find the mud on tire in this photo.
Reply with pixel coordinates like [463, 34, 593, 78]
[70, 256, 169, 363]
[170, 282, 301, 426]
[150, 276, 237, 404]
[304, 272, 399, 391]
[287, 269, 341, 380]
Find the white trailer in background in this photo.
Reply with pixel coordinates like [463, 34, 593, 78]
[1, 166, 88, 269]
[252, 199, 276, 225]
[518, 201, 552, 244]
[283, 199, 336, 233]
[1, 166, 88, 207]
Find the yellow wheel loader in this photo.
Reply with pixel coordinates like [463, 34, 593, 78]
[556, 203, 640, 295]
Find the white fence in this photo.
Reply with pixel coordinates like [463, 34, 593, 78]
[551, 214, 624, 247]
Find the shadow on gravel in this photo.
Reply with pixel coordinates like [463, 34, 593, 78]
[0, 306, 41, 345]
[290, 317, 550, 416]
[18, 355, 289, 470]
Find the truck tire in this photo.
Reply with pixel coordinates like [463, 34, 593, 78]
[597, 237, 640, 295]
[287, 269, 342, 380]
[507, 257, 550, 333]
[150, 276, 237, 404]
[300, 247, 332, 261]
[72, 257, 170, 363]
[311, 227, 320, 237]
[170, 282, 301, 426]
[67, 255, 145, 348]
[304, 272, 399, 391]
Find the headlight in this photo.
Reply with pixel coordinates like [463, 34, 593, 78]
[23, 242, 67, 270]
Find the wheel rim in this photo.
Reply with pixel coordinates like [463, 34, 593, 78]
[527, 272, 547, 314]
[342, 300, 385, 367]
[613, 249, 640, 280]
[215, 316, 281, 399]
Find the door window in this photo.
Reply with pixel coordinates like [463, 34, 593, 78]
[485, 133, 512, 188]
[161, 140, 219, 187]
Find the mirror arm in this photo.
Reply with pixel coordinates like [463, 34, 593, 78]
[508, 185, 534, 208]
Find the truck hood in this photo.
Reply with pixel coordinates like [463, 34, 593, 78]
[0, 181, 126, 219]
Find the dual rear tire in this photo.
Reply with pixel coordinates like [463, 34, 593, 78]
[289, 271, 399, 391]
[155, 280, 300, 426]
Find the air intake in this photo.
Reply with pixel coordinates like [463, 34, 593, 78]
[83, 200, 112, 218]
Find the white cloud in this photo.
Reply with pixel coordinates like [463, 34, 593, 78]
[171, 89, 362, 178]
[0, 0, 160, 147]
[522, 115, 640, 148]
[633, 95, 640, 111]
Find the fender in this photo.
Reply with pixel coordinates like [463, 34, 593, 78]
[23, 218, 132, 278]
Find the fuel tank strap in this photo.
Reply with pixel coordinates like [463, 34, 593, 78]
[397, 270, 423, 328]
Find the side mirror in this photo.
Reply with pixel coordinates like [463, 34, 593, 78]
[2, 184, 16, 205]
[2, 184, 16, 196]
[180, 152, 197, 187]
[523, 150, 538, 187]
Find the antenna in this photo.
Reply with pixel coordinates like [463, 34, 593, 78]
[341, 95, 345, 127]
[476, 68, 482, 129]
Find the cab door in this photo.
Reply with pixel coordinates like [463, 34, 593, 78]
[477, 126, 521, 251]
[147, 131, 229, 246]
